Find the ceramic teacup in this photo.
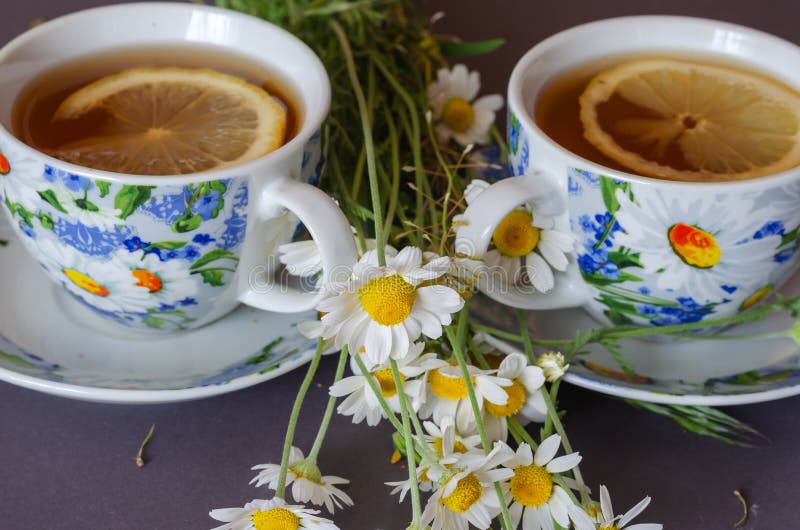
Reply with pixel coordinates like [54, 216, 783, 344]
[456, 16, 800, 328]
[0, 3, 357, 331]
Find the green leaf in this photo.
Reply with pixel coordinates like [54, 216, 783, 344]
[209, 180, 228, 194]
[172, 213, 203, 233]
[142, 316, 166, 329]
[96, 180, 111, 198]
[0, 350, 37, 370]
[780, 226, 799, 247]
[624, 400, 766, 447]
[115, 185, 154, 219]
[607, 250, 644, 269]
[75, 197, 100, 212]
[245, 337, 286, 365]
[145, 241, 187, 252]
[0, 239, 7, 247]
[439, 38, 505, 56]
[190, 248, 238, 270]
[196, 269, 225, 286]
[37, 190, 68, 214]
[37, 213, 54, 230]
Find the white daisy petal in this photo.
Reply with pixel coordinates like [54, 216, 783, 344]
[534, 434, 561, 466]
[546, 452, 582, 473]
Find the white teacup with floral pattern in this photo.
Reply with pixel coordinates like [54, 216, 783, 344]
[456, 16, 800, 328]
[0, 3, 358, 331]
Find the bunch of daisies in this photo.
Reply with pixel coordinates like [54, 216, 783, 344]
[207, 63, 662, 530]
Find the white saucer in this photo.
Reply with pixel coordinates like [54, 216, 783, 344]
[472, 280, 800, 406]
[0, 216, 316, 404]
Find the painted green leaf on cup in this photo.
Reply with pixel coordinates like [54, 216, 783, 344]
[173, 212, 203, 233]
[190, 248, 239, 270]
[96, 180, 111, 198]
[37, 190, 68, 214]
[196, 269, 225, 286]
[115, 185, 155, 220]
[75, 197, 100, 212]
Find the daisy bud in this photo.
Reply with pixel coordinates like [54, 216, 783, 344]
[537, 351, 569, 382]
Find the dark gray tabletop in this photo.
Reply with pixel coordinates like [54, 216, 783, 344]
[2, 1, 799, 529]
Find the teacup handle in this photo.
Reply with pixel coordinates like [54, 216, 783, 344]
[238, 175, 357, 313]
[455, 170, 589, 310]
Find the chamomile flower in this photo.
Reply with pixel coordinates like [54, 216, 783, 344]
[502, 436, 582, 530]
[428, 64, 504, 146]
[209, 497, 339, 530]
[537, 351, 569, 383]
[421, 441, 515, 530]
[418, 362, 512, 435]
[250, 447, 352, 514]
[387, 416, 482, 500]
[328, 342, 445, 426]
[463, 179, 574, 293]
[482, 353, 547, 442]
[568, 485, 663, 530]
[318, 246, 464, 365]
[279, 229, 381, 278]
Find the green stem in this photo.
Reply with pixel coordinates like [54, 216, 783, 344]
[383, 105, 401, 242]
[538, 385, 590, 503]
[276, 338, 325, 497]
[516, 309, 537, 364]
[446, 324, 513, 530]
[308, 347, 350, 462]
[391, 359, 422, 526]
[370, 53, 430, 246]
[332, 21, 385, 266]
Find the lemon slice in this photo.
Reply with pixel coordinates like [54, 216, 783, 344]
[579, 59, 800, 181]
[51, 67, 286, 175]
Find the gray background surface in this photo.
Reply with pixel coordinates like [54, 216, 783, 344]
[1, 1, 799, 528]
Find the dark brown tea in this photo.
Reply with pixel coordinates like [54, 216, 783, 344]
[12, 44, 302, 175]
[534, 54, 800, 181]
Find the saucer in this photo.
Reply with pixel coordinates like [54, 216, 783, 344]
[0, 215, 316, 404]
[471, 280, 800, 406]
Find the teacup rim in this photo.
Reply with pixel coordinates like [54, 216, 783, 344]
[0, 2, 331, 185]
[508, 14, 800, 190]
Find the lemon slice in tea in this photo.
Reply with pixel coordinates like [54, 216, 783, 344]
[579, 59, 800, 181]
[51, 67, 286, 175]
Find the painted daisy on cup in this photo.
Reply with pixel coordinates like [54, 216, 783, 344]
[419, 361, 512, 435]
[328, 342, 446, 426]
[35, 237, 151, 314]
[428, 64, 504, 146]
[501, 435, 582, 530]
[250, 446, 352, 514]
[613, 187, 782, 303]
[317, 246, 464, 365]
[568, 485, 663, 530]
[482, 353, 547, 442]
[421, 441, 515, 530]
[463, 179, 574, 293]
[209, 497, 339, 530]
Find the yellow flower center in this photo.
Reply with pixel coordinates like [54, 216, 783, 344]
[64, 269, 109, 297]
[433, 437, 468, 456]
[373, 368, 405, 397]
[131, 269, 163, 293]
[510, 464, 553, 508]
[667, 223, 721, 268]
[484, 379, 527, 418]
[429, 368, 473, 400]
[492, 210, 540, 257]
[740, 285, 772, 311]
[441, 473, 483, 513]
[251, 508, 300, 530]
[442, 97, 475, 132]
[357, 274, 416, 326]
